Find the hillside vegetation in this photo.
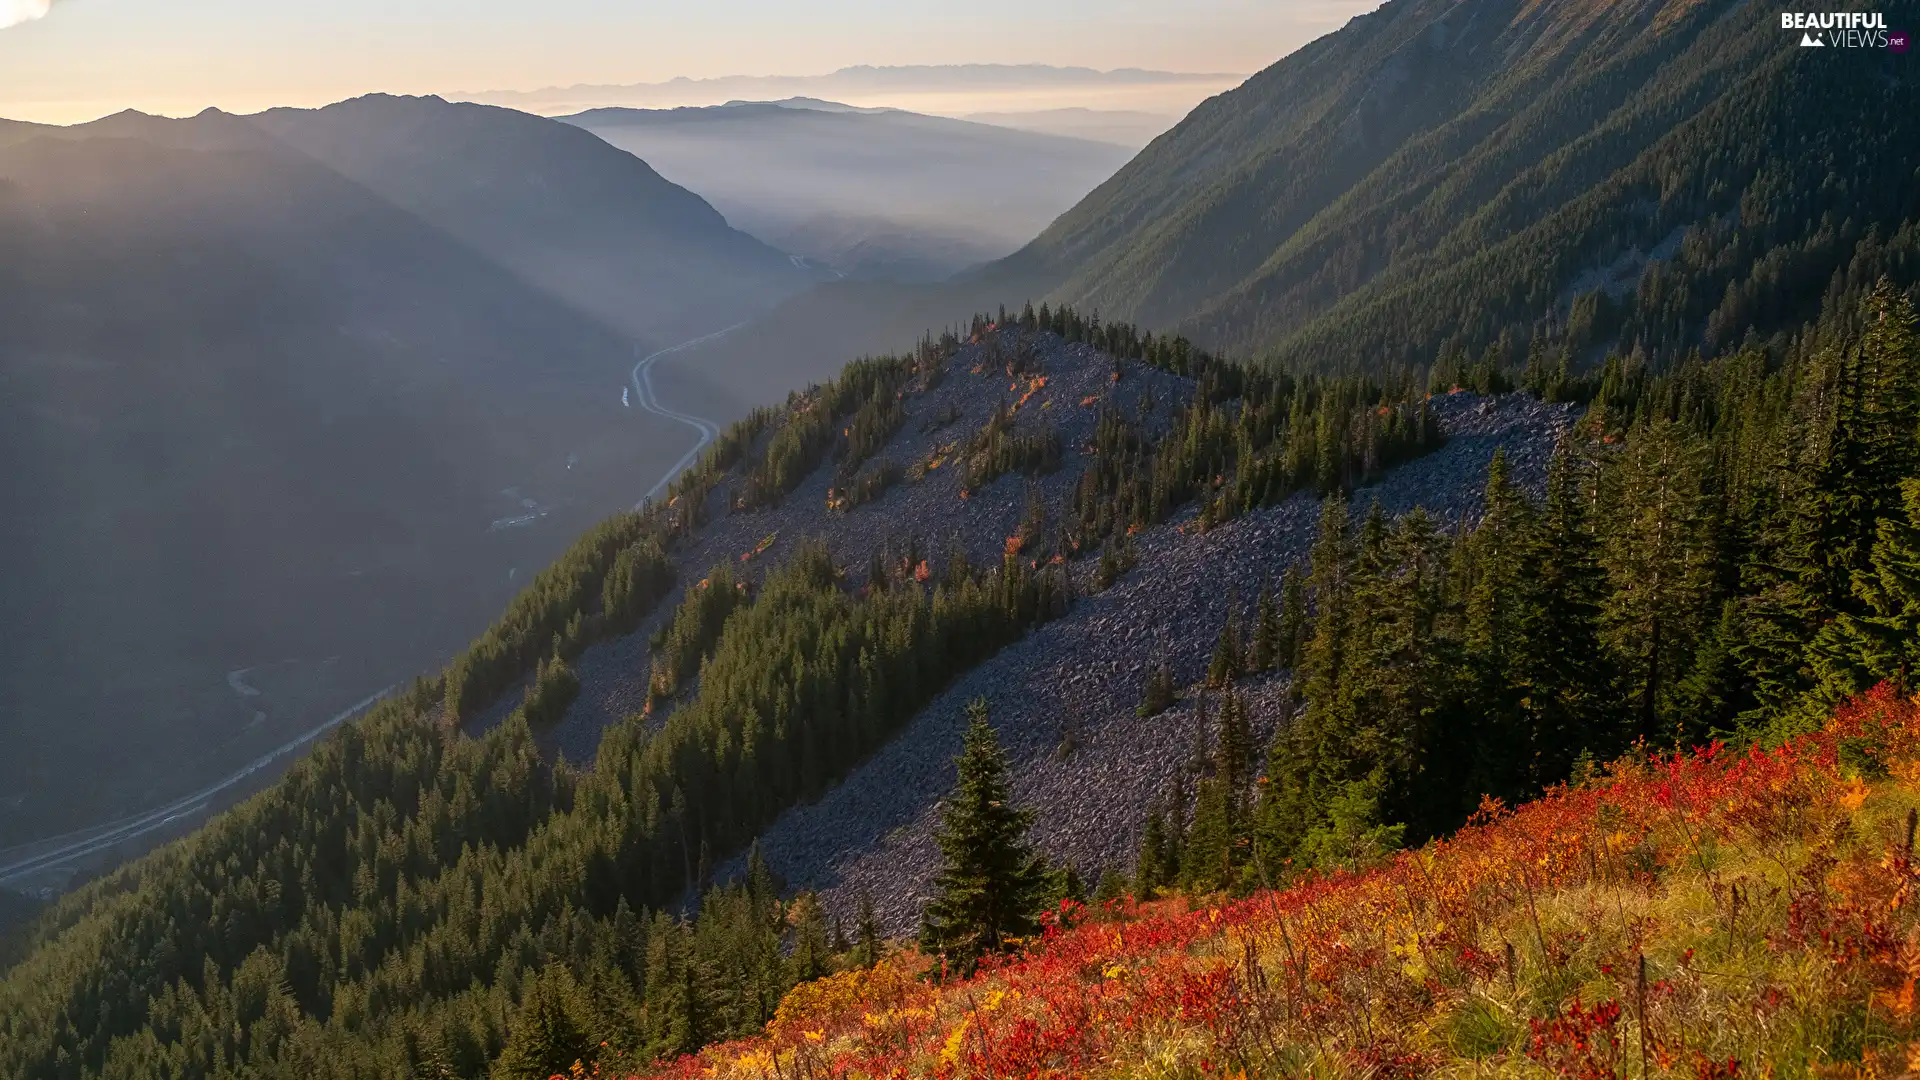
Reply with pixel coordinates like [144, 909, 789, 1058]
[2, 273, 1916, 1077]
[999, 0, 1918, 369]
[0, 304, 1446, 1080]
[640, 684, 1920, 1079]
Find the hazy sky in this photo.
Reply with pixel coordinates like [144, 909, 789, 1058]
[0, 0, 1376, 124]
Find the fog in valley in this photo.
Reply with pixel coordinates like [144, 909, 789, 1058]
[0, 97, 811, 868]
[567, 100, 1138, 282]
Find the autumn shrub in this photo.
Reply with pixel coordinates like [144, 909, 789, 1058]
[630, 684, 1920, 1079]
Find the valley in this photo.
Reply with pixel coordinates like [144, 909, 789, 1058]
[0, 99, 809, 857]
[564, 100, 1136, 281]
[2, 0, 1918, 1077]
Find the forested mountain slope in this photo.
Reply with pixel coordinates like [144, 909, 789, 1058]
[0, 109, 732, 855]
[4, 257, 1918, 1077]
[997, 0, 1918, 367]
[0, 306, 1468, 1078]
[4, 0, 1919, 1073]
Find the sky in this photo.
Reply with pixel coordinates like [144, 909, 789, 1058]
[0, 0, 1378, 124]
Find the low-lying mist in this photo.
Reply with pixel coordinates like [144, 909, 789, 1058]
[567, 101, 1136, 282]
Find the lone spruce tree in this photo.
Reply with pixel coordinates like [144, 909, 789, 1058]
[919, 698, 1048, 969]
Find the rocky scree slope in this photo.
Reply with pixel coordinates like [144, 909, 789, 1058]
[484, 327, 1572, 930]
[519, 329, 1191, 759]
[718, 389, 1573, 932]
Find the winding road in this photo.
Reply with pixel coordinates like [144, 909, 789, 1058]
[1, 327, 743, 890]
[630, 323, 743, 504]
[0, 687, 392, 887]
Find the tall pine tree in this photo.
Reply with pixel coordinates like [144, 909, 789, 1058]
[919, 699, 1048, 969]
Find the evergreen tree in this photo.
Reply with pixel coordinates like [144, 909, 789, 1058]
[787, 893, 833, 984]
[1297, 771, 1405, 871]
[494, 966, 591, 1080]
[1092, 865, 1130, 905]
[1276, 564, 1308, 671]
[1808, 477, 1920, 704]
[854, 891, 882, 969]
[1045, 862, 1087, 907]
[1670, 599, 1749, 743]
[641, 914, 706, 1060]
[1739, 285, 1920, 728]
[1207, 597, 1244, 686]
[1598, 418, 1716, 740]
[1214, 690, 1254, 792]
[1134, 805, 1171, 898]
[1527, 439, 1620, 774]
[1137, 663, 1177, 717]
[919, 699, 1048, 968]
[1179, 779, 1239, 894]
[1251, 575, 1280, 672]
[1254, 496, 1353, 868]
[1461, 450, 1540, 800]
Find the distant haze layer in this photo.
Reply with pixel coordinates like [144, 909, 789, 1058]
[457, 64, 1243, 125]
[565, 100, 1137, 281]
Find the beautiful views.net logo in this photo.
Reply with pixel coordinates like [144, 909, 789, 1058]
[1780, 11, 1904, 48]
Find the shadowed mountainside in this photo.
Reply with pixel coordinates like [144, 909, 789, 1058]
[0, 102, 804, 854]
[253, 95, 816, 342]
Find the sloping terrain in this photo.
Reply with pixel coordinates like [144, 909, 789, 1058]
[564, 101, 1135, 281]
[6, 272, 1912, 1077]
[252, 95, 815, 343]
[0, 115, 704, 853]
[993, 0, 1918, 366]
[0, 311, 1490, 1078]
[710, 393, 1569, 932]
[498, 324, 1569, 935]
[646, 687, 1920, 1079]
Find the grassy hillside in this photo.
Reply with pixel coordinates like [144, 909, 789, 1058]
[998, 0, 1918, 369]
[641, 684, 1920, 1079]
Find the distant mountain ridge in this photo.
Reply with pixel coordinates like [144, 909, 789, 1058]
[252, 94, 815, 342]
[460, 63, 1243, 111]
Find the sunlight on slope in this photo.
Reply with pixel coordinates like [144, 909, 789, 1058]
[634, 684, 1920, 1079]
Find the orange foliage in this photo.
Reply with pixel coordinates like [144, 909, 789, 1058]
[739, 532, 778, 563]
[1009, 375, 1049, 414]
[630, 687, 1920, 1080]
